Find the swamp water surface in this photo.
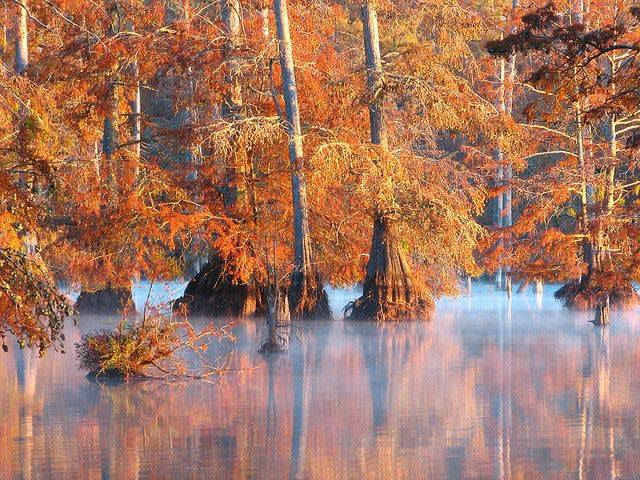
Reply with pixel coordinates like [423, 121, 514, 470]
[2, 283, 640, 479]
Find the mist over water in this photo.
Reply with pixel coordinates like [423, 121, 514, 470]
[2, 282, 640, 479]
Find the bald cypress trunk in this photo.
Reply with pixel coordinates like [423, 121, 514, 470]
[102, 1, 122, 193]
[176, 0, 266, 318]
[75, 287, 134, 315]
[15, 0, 28, 75]
[347, 216, 428, 320]
[131, 59, 141, 180]
[346, 1, 428, 321]
[273, 0, 330, 319]
[494, 34, 506, 290]
[555, 5, 637, 314]
[77, 1, 134, 314]
[502, 0, 518, 291]
[260, 284, 290, 353]
[13, 0, 39, 259]
[221, 0, 244, 210]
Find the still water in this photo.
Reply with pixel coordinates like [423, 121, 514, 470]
[2, 283, 640, 479]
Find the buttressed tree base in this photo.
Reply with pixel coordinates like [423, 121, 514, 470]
[175, 255, 265, 318]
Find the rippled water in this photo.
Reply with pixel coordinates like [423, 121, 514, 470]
[2, 282, 640, 479]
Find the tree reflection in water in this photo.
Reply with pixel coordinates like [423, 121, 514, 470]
[2, 285, 640, 479]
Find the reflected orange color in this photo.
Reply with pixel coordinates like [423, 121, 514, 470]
[1, 289, 640, 479]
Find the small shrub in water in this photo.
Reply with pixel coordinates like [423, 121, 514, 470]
[76, 308, 234, 380]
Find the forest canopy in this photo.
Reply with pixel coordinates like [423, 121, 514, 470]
[2, 0, 640, 349]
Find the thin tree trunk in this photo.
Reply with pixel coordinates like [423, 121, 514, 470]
[575, 1, 595, 278]
[103, 1, 122, 192]
[575, 101, 594, 277]
[362, 1, 387, 150]
[14, 0, 31, 192]
[498, 1, 518, 290]
[132, 59, 141, 180]
[503, 157, 512, 290]
[15, 0, 28, 75]
[602, 53, 619, 270]
[221, 0, 245, 209]
[494, 35, 506, 289]
[273, 0, 330, 319]
[534, 278, 543, 296]
[495, 160, 504, 289]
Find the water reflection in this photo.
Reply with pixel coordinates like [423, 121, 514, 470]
[3, 284, 640, 479]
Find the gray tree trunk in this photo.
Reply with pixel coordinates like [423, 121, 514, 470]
[273, 0, 330, 319]
[221, 0, 245, 210]
[362, 1, 387, 149]
[132, 59, 141, 180]
[497, 1, 518, 290]
[103, 1, 122, 191]
[494, 42, 505, 290]
[15, 0, 28, 75]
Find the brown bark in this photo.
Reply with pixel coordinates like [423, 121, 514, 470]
[174, 256, 265, 317]
[259, 286, 290, 353]
[346, 1, 428, 321]
[346, 215, 431, 321]
[180, 0, 267, 318]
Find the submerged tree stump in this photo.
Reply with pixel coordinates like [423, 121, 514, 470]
[260, 287, 291, 354]
[345, 215, 431, 321]
[592, 301, 610, 326]
[289, 270, 331, 320]
[174, 254, 265, 318]
[75, 286, 134, 315]
[592, 296, 611, 326]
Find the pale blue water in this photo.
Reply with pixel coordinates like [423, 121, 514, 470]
[2, 282, 639, 479]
